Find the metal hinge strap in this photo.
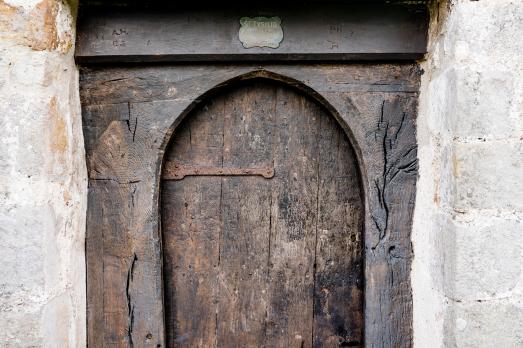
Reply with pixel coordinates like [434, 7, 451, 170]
[163, 161, 274, 180]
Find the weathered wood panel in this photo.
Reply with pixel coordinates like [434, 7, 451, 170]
[76, 4, 427, 63]
[161, 80, 364, 347]
[216, 84, 273, 347]
[262, 83, 320, 348]
[313, 111, 364, 347]
[81, 64, 420, 347]
[161, 98, 224, 347]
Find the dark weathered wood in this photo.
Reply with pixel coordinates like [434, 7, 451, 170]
[83, 102, 167, 347]
[216, 83, 273, 347]
[161, 80, 365, 347]
[85, 182, 104, 348]
[312, 112, 364, 347]
[161, 97, 224, 348]
[79, 65, 420, 109]
[261, 84, 319, 348]
[86, 180, 148, 347]
[81, 64, 420, 347]
[366, 96, 417, 348]
[76, 4, 427, 63]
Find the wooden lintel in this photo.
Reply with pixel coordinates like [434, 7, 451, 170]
[76, 4, 428, 64]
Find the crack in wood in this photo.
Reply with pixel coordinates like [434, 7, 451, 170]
[126, 253, 138, 346]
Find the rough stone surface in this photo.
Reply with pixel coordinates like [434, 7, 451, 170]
[447, 213, 523, 302]
[0, 0, 86, 347]
[414, 0, 523, 347]
[454, 141, 522, 211]
[448, 300, 523, 348]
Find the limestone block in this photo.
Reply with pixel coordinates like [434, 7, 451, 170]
[448, 68, 520, 139]
[415, 0, 523, 346]
[445, 213, 523, 301]
[448, 300, 523, 348]
[453, 141, 523, 210]
[447, 1, 523, 69]
[418, 68, 453, 142]
[0, 311, 43, 347]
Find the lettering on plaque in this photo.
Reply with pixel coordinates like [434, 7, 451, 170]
[239, 16, 283, 49]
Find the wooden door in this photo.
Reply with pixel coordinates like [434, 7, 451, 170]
[81, 62, 420, 348]
[79, 3, 425, 346]
[161, 80, 364, 348]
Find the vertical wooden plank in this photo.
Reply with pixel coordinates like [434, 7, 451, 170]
[379, 96, 417, 348]
[313, 115, 365, 347]
[86, 181, 104, 348]
[86, 179, 138, 348]
[264, 86, 321, 348]
[215, 83, 273, 347]
[103, 255, 130, 347]
[161, 98, 224, 347]
[361, 95, 417, 348]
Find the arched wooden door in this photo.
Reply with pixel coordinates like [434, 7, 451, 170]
[161, 79, 364, 348]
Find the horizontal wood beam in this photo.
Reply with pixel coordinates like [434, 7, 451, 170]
[76, 5, 428, 63]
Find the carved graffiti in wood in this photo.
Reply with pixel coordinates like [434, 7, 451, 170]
[372, 99, 418, 247]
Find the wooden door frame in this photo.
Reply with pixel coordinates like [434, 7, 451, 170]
[82, 65, 420, 347]
[79, 3, 426, 347]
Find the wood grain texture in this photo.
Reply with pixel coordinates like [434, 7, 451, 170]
[313, 111, 364, 347]
[217, 84, 273, 347]
[75, 4, 427, 63]
[81, 64, 420, 347]
[161, 80, 363, 347]
[161, 97, 223, 347]
[262, 83, 320, 348]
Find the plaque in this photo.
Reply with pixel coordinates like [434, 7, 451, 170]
[239, 16, 284, 49]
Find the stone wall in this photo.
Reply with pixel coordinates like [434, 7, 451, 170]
[0, 0, 86, 347]
[413, 0, 523, 347]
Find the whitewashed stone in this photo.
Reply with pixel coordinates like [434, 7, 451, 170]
[0, 0, 86, 347]
[0, 0, 522, 347]
[448, 68, 520, 139]
[414, 0, 523, 346]
[449, 300, 523, 348]
[453, 141, 522, 211]
[446, 213, 523, 301]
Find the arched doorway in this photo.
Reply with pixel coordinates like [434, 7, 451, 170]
[161, 79, 364, 347]
[81, 61, 419, 348]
